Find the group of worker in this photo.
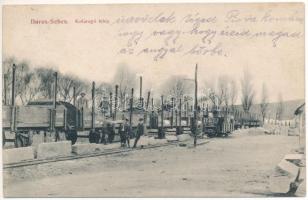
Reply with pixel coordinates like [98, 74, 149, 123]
[99, 118, 144, 148]
[77, 92, 145, 148]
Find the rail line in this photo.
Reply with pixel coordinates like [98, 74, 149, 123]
[3, 141, 180, 170]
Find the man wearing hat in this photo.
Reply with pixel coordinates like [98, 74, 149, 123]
[77, 92, 89, 109]
[133, 118, 144, 148]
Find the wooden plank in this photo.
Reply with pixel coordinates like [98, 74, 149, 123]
[2, 106, 12, 128]
[16, 106, 50, 128]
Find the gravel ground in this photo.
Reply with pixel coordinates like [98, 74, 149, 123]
[3, 129, 300, 197]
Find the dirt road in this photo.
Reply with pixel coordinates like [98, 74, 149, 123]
[3, 130, 300, 197]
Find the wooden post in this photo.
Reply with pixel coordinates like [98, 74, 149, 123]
[161, 95, 164, 128]
[52, 72, 58, 132]
[179, 98, 182, 129]
[175, 109, 178, 127]
[91, 82, 95, 129]
[73, 86, 78, 128]
[114, 85, 118, 120]
[109, 92, 113, 119]
[4, 74, 7, 105]
[10, 64, 16, 132]
[73, 86, 76, 106]
[129, 88, 134, 128]
[143, 91, 150, 129]
[151, 98, 154, 111]
[194, 64, 198, 147]
[139, 76, 142, 107]
[171, 97, 174, 128]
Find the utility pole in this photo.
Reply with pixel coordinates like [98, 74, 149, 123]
[144, 91, 151, 127]
[194, 64, 198, 147]
[171, 97, 174, 128]
[151, 98, 154, 111]
[52, 72, 59, 141]
[91, 82, 96, 130]
[159, 95, 164, 138]
[11, 64, 16, 132]
[52, 72, 58, 133]
[114, 85, 118, 120]
[73, 86, 76, 106]
[109, 92, 113, 119]
[129, 88, 134, 129]
[139, 76, 143, 108]
[4, 74, 7, 105]
[179, 98, 182, 133]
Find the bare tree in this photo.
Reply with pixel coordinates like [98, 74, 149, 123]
[36, 67, 57, 99]
[260, 82, 268, 123]
[162, 75, 193, 104]
[204, 80, 217, 106]
[230, 79, 238, 112]
[205, 75, 236, 111]
[2, 58, 40, 105]
[113, 64, 136, 110]
[276, 93, 284, 121]
[241, 69, 255, 113]
[217, 75, 234, 110]
[16, 66, 40, 105]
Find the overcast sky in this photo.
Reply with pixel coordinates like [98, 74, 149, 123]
[3, 4, 304, 103]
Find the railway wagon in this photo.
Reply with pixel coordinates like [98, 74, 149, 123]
[2, 100, 106, 147]
[203, 109, 235, 137]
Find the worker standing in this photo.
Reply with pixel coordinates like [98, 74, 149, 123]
[133, 118, 144, 148]
[124, 118, 130, 147]
[77, 92, 89, 109]
[119, 122, 125, 147]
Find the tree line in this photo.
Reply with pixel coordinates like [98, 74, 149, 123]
[2, 56, 284, 121]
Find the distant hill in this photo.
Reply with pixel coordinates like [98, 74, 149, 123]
[234, 99, 305, 120]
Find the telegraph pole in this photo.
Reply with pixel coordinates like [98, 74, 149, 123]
[129, 88, 134, 129]
[179, 98, 182, 133]
[4, 74, 7, 105]
[73, 86, 76, 106]
[11, 64, 16, 132]
[194, 64, 198, 147]
[109, 92, 113, 118]
[139, 76, 143, 107]
[144, 91, 151, 126]
[114, 85, 118, 120]
[91, 82, 96, 129]
[171, 97, 174, 128]
[52, 72, 58, 134]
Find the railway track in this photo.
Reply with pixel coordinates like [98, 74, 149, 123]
[3, 141, 179, 170]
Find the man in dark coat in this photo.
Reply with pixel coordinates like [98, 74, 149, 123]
[133, 118, 144, 148]
[119, 122, 125, 147]
[124, 118, 130, 147]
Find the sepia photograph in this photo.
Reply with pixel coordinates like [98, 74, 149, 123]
[1, 1, 306, 198]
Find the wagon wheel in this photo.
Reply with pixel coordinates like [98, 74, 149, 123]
[89, 130, 100, 143]
[14, 134, 24, 148]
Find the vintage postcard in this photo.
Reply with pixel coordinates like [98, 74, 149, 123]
[1, 2, 306, 198]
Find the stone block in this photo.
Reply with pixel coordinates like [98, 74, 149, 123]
[148, 138, 168, 145]
[137, 136, 151, 146]
[166, 135, 178, 142]
[177, 134, 191, 142]
[37, 141, 71, 159]
[72, 143, 102, 155]
[3, 147, 34, 164]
